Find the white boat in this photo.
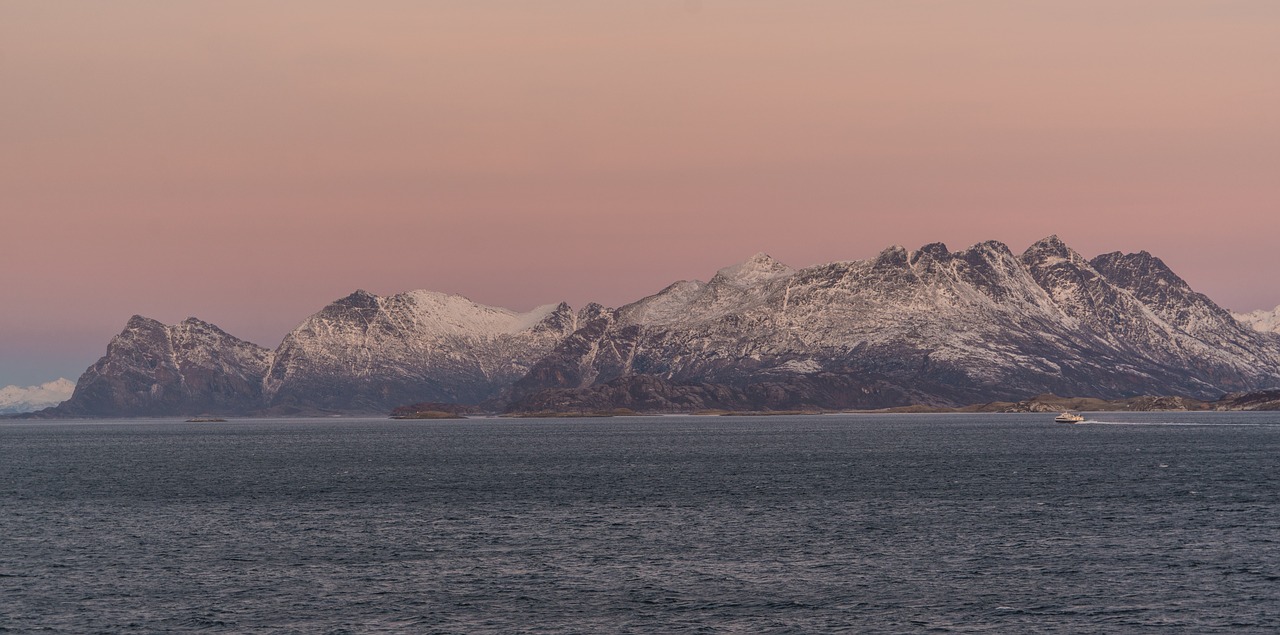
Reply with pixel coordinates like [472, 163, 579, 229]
[1054, 411, 1085, 423]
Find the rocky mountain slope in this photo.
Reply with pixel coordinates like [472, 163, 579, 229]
[37, 237, 1280, 416]
[1215, 389, 1280, 410]
[50, 316, 273, 417]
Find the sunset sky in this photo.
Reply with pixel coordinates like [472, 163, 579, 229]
[2, 1, 1279, 386]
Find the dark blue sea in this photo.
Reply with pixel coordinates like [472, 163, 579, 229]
[2, 413, 1279, 633]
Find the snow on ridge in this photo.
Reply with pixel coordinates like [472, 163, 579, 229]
[713, 252, 796, 286]
[0, 378, 75, 413]
[1235, 305, 1280, 334]
[392, 290, 563, 336]
[1036, 255, 1070, 267]
[616, 254, 799, 328]
[775, 359, 822, 374]
[512, 303, 566, 332]
[619, 280, 709, 326]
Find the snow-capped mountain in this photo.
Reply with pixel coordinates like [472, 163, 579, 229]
[514, 237, 1280, 408]
[41, 237, 1280, 416]
[1235, 305, 1280, 334]
[263, 290, 583, 411]
[0, 378, 75, 414]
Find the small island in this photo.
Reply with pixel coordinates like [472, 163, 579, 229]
[389, 402, 475, 420]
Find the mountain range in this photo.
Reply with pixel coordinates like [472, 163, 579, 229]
[0, 378, 75, 414]
[1235, 306, 1280, 335]
[30, 236, 1280, 417]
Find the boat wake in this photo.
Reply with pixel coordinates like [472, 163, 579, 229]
[1078, 420, 1279, 428]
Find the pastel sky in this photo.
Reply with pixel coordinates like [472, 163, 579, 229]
[2, 1, 1278, 386]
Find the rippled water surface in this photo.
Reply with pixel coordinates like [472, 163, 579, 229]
[3, 413, 1279, 633]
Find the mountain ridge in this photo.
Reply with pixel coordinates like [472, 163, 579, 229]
[34, 237, 1280, 417]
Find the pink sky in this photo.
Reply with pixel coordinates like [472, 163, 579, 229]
[2, 2, 1279, 385]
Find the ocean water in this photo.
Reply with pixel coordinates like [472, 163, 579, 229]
[2, 413, 1278, 633]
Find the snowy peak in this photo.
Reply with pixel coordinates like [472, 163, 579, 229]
[618, 254, 794, 327]
[965, 240, 1016, 259]
[1019, 234, 1086, 267]
[1018, 236, 1108, 306]
[123, 314, 167, 335]
[125, 314, 159, 326]
[1090, 250, 1239, 335]
[391, 290, 567, 337]
[0, 378, 75, 414]
[264, 290, 581, 409]
[712, 252, 794, 287]
[909, 242, 951, 264]
[912, 240, 1014, 270]
[1028, 233, 1067, 252]
[873, 245, 910, 269]
[1019, 237, 1165, 342]
[1236, 306, 1280, 334]
[333, 289, 381, 310]
[110, 315, 257, 357]
[311, 289, 570, 340]
[577, 302, 610, 323]
[1090, 250, 1186, 290]
[531, 302, 579, 334]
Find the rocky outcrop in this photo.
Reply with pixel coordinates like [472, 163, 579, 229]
[1214, 389, 1280, 411]
[389, 402, 481, 419]
[50, 316, 272, 417]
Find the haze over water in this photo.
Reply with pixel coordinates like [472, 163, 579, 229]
[4, 413, 1278, 632]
